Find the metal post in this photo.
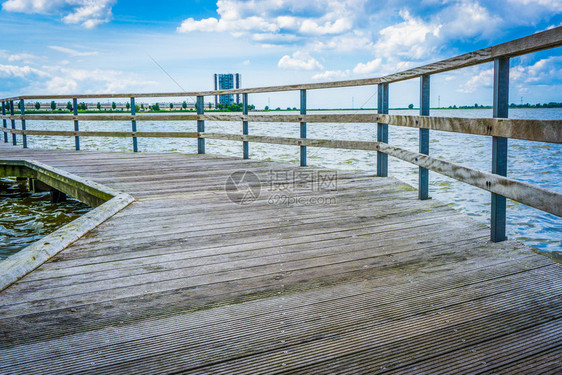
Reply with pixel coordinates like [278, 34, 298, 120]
[419, 75, 430, 200]
[300, 89, 307, 167]
[2, 102, 7, 143]
[491, 57, 509, 242]
[131, 97, 138, 152]
[73, 98, 80, 150]
[242, 93, 249, 159]
[377, 83, 389, 177]
[21, 99, 27, 148]
[10, 100, 16, 145]
[197, 96, 205, 154]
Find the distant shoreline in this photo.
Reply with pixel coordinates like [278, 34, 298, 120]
[19, 106, 562, 114]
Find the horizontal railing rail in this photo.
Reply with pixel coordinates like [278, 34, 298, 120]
[2, 26, 561, 244]
[2, 113, 561, 143]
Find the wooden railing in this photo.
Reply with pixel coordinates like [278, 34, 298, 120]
[2, 27, 562, 242]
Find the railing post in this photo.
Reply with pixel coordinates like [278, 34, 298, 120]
[2, 101, 7, 143]
[242, 93, 249, 159]
[20, 99, 27, 148]
[377, 83, 389, 177]
[131, 97, 138, 152]
[197, 95, 205, 154]
[419, 75, 430, 200]
[300, 89, 307, 167]
[73, 98, 80, 151]
[10, 100, 16, 145]
[491, 57, 509, 242]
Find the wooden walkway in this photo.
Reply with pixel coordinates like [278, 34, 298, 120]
[0, 143, 561, 374]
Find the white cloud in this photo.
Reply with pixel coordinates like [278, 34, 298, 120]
[441, 1, 502, 39]
[353, 58, 382, 74]
[251, 33, 299, 43]
[0, 60, 158, 95]
[8, 53, 37, 63]
[2, 0, 63, 13]
[177, 15, 279, 34]
[0, 50, 39, 64]
[508, 0, 562, 11]
[177, 0, 367, 47]
[46, 76, 78, 93]
[48, 46, 99, 57]
[454, 56, 562, 96]
[457, 68, 493, 93]
[311, 32, 374, 52]
[299, 18, 352, 35]
[312, 69, 350, 80]
[178, 17, 220, 32]
[40, 67, 159, 94]
[375, 10, 442, 60]
[367, 2, 506, 70]
[278, 51, 323, 71]
[2, 0, 115, 28]
[61, 1, 115, 28]
[0, 63, 48, 78]
[511, 57, 562, 84]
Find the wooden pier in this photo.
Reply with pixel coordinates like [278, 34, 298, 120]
[0, 143, 561, 374]
[1, 28, 562, 373]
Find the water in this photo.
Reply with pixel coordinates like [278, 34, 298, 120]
[0, 178, 91, 260]
[13, 108, 562, 255]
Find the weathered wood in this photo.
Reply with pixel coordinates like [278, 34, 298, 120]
[0, 145, 560, 374]
[0, 159, 134, 292]
[1, 114, 199, 121]
[2, 129, 199, 138]
[198, 132, 562, 216]
[3, 113, 559, 143]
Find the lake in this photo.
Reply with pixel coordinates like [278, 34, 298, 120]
[0, 177, 91, 260]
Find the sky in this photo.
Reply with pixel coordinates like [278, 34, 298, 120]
[0, 0, 561, 109]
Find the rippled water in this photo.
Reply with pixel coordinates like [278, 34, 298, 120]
[0, 178, 91, 260]
[8, 107, 562, 255]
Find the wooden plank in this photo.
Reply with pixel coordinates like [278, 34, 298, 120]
[2, 268, 558, 374]
[198, 132, 562, 216]
[0, 245, 548, 343]
[1, 114, 198, 121]
[15, 283, 558, 375]
[0, 144, 560, 374]
[0, 257, 551, 361]
[0, 160, 133, 292]
[2, 129, 199, 138]
[3, 113, 560, 143]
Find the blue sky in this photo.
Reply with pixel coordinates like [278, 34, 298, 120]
[0, 0, 561, 109]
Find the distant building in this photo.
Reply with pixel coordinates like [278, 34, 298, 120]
[214, 73, 241, 107]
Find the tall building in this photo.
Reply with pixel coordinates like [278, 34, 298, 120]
[214, 73, 241, 107]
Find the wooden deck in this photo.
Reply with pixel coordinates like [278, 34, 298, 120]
[0, 143, 561, 374]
